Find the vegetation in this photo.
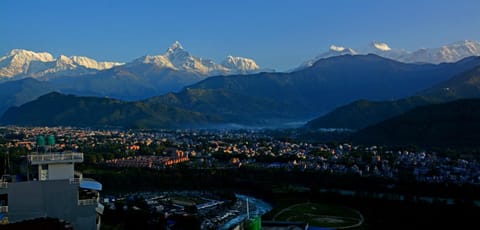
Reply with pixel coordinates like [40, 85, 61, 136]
[306, 65, 480, 130]
[352, 98, 480, 147]
[273, 203, 362, 228]
[0, 92, 220, 128]
[4, 55, 480, 128]
[0, 78, 55, 115]
[87, 166, 480, 229]
[305, 96, 437, 130]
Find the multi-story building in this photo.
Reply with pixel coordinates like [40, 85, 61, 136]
[0, 141, 103, 230]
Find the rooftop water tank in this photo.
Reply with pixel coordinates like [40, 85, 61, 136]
[47, 135, 55, 146]
[36, 136, 46, 147]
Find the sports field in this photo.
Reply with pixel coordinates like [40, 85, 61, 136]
[273, 202, 363, 229]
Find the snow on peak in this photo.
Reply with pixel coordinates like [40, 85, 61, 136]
[7, 49, 55, 62]
[450, 40, 478, 47]
[221, 56, 260, 73]
[328, 45, 358, 54]
[371, 42, 392, 51]
[403, 40, 480, 64]
[58, 55, 73, 63]
[330, 45, 346, 52]
[298, 40, 480, 68]
[295, 45, 358, 70]
[70, 56, 124, 69]
[329, 45, 357, 54]
[166, 41, 185, 55]
[0, 49, 56, 78]
[132, 41, 263, 76]
[444, 40, 480, 55]
[0, 49, 123, 79]
[170, 41, 184, 50]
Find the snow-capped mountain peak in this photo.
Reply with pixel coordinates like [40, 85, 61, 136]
[298, 40, 480, 70]
[163, 41, 197, 70]
[329, 45, 357, 54]
[330, 45, 357, 53]
[56, 55, 75, 67]
[58, 55, 73, 63]
[221, 56, 260, 74]
[131, 41, 263, 76]
[166, 41, 184, 53]
[444, 40, 480, 55]
[70, 56, 124, 70]
[403, 40, 480, 64]
[0, 49, 56, 78]
[295, 44, 357, 70]
[0, 49, 124, 79]
[329, 45, 346, 52]
[165, 41, 188, 59]
[7, 49, 55, 62]
[371, 42, 392, 51]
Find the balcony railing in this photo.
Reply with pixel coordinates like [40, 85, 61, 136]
[0, 182, 7, 189]
[28, 152, 84, 165]
[78, 198, 97, 206]
[69, 178, 82, 184]
[96, 203, 105, 215]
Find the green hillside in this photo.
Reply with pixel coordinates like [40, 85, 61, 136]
[0, 92, 220, 128]
[351, 98, 480, 147]
[306, 65, 480, 130]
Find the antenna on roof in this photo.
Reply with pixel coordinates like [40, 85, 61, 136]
[246, 197, 250, 220]
[3, 150, 8, 175]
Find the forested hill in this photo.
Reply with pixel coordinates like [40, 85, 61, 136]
[351, 98, 480, 147]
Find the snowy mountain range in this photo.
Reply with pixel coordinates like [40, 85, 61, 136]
[0, 49, 124, 79]
[397, 40, 480, 64]
[127, 41, 262, 76]
[298, 40, 480, 70]
[4, 40, 479, 80]
[0, 41, 263, 81]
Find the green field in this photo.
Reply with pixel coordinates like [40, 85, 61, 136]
[273, 202, 363, 228]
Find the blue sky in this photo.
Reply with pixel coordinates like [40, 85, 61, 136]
[1, 0, 479, 71]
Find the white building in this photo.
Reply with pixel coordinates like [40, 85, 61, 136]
[0, 149, 103, 230]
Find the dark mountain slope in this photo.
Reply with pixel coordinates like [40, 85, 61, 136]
[0, 78, 56, 114]
[0, 92, 220, 128]
[161, 55, 480, 122]
[304, 96, 438, 130]
[351, 98, 480, 147]
[50, 65, 204, 100]
[421, 63, 480, 99]
[3, 55, 480, 128]
[306, 63, 480, 130]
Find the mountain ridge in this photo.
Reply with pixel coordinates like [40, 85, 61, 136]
[305, 60, 480, 130]
[351, 98, 480, 147]
[128, 41, 263, 76]
[298, 40, 480, 70]
[0, 41, 265, 80]
[4, 54, 480, 128]
[0, 92, 221, 128]
[0, 49, 124, 79]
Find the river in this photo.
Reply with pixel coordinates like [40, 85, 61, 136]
[220, 194, 272, 230]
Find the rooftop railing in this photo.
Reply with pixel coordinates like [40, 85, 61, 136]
[69, 178, 82, 184]
[28, 152, 84, 165]
[0, 182, 7, 189]
[78, 198, 97, 206]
